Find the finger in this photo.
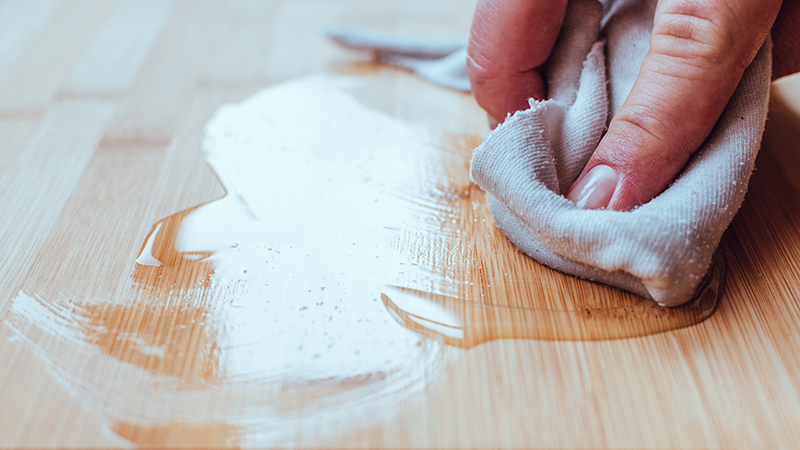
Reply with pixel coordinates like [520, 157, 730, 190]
[772, 0, 800, 79]
[567, 0, 782, 211]
[467, 0, 568, 126]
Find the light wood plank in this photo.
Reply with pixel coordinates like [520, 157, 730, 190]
[0, 0, 115, 115]
[63, 0, 176, 96]
[1, 1, 800, 448]
[102, 0, 270, 142]
[0, 101, 117, 309]
[0, 0, 64, 83]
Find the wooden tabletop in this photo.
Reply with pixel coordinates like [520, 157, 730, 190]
[2, 0, 800, 448]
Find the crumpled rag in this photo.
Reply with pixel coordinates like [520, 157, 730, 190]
[328, 0, 772, 306]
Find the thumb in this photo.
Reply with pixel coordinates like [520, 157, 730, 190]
[467, 0, 568, 127]
[567, 0, 781, 211]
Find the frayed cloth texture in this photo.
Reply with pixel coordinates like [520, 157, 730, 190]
[328, 0, 771, 306]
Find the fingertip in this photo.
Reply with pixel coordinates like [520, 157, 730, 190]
[467, 55, 547, 125]
[566, 164, 619, 210]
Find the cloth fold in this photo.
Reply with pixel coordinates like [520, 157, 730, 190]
[328, 0, 772, 306]
[326, 27, 470, 91]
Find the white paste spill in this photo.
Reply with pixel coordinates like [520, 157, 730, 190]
[2, 75, 465, 446]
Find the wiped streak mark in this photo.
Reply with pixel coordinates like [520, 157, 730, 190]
[0, 74, 722, 447]
[3, 76, 459, 446]
[382, 252, 723, 347]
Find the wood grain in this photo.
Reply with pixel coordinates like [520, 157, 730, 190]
[1, 1, 800, 448]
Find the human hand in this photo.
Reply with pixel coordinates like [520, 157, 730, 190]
[467, 0, 800, 211]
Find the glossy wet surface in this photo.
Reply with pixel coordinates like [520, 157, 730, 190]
[383, 253, 723, 346]
[2, 76, 721, 445]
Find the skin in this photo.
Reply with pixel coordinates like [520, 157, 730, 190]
[467, 0, 800, 211]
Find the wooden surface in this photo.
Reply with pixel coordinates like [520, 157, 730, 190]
[2, 0, 800, 448]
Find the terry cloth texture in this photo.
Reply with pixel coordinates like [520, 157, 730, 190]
[329, 0, 772, 306]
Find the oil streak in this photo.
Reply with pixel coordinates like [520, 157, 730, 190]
[382, 253, 723, 347]
[2, 74, 722, 447]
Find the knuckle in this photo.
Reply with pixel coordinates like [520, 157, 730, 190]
[652, 1, 738, 69]
[611, 103, 697, 170]
[617, 103, 671, 144]
[610, 102, 690, 163]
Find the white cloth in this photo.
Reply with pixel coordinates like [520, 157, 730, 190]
[329, 0, 772, 306]
[326, 27, 470, 91]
